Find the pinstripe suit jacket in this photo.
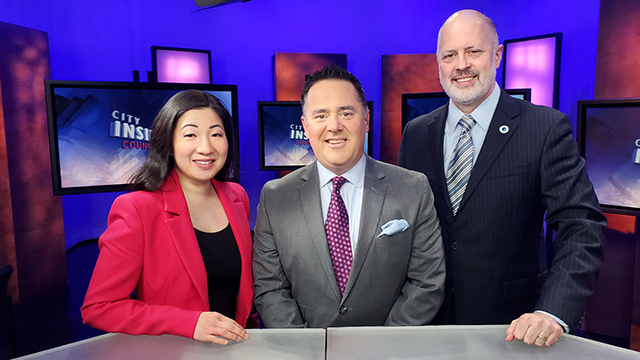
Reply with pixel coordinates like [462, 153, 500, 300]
[398, 89, 606, 333]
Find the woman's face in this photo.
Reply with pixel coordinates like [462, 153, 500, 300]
[172, 107, 228, 187]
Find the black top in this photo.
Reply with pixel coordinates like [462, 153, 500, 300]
[194, 225, 241, 319]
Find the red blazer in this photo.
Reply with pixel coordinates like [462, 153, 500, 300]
[81, 171, 254, 339]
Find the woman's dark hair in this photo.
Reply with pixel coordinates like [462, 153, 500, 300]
[130, 89, 236, 191]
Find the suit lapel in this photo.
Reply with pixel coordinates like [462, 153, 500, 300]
[459, 90, 520, 212]
[214, 180, 253, 323]
[297, 164, 342, 299]
[162, 171, 209, 308]
[429, 107, 451, 213]
[343, 156, 386, 299]
[214, 180, 252, 265]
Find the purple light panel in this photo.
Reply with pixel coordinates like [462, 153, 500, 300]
[504, 37, 556, 107]
[155, 49, 210, 84]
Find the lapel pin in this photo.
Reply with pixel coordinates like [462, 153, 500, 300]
[499, 125, 509, 134]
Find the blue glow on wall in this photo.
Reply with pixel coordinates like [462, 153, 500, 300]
[0, 0, 601, 248]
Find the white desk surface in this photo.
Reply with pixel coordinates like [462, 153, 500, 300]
[15, 325, 640, 359]
[326, 325, 640, 359]
[15, 328, 326, 360]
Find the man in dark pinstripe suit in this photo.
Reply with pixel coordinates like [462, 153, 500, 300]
[398, 9, 606, 347]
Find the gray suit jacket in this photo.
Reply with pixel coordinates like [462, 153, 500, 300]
[253, 155, 445, 328]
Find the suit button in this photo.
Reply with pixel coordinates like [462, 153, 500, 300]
[451, 242, 459, 250]
[339, 306, 348, 315]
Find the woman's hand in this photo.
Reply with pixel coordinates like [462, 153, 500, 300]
[193, 311, 249, 344]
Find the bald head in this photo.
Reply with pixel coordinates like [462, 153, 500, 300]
[437, 10, 499, 57]
[435, 9, 503, 113]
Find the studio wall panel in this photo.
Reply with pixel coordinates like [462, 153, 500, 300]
[273, 52, 347, 101]
[594, 0, 640, 99]
[589, 0, 640, 351]
[380, 54, 442, 164]
[0, 21, 66, 303]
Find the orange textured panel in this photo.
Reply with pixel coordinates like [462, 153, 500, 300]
[0, 21, 65, 303]
[594, 0, 640, 99]
[631, 325, 640, 352]
[273, 52, 347, 101]
[0, 78, 18, 302]
[380, 54, 442, 164]
[604, 213, 636, 234]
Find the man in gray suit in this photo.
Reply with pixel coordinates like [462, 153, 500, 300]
[253, 65, 445, 328]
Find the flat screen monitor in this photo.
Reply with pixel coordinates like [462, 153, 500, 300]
[503, 33, 561, 109]
[45, 80, 239, 195]
[258, 100, 374, 171]
[151, 46, 212, 84]
[577, 98, 640, 215]
[401, 89, 531, 130]
[505, 88, 531, 101]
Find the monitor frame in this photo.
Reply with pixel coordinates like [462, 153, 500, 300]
[577, 97, 640, 216]
[258, 100, 374, 171]
[505, 88, 532, 102]
[502, 33, 562, 109]
[45, 80, 239, 195]
[401, 88, 531, 130]
[151, 45, 213, 84]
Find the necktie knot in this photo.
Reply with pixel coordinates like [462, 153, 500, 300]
[332, 176, 347, 193]
[459, 114, 476, 134]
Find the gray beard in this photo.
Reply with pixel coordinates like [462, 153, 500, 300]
[440, 66, 496, 106]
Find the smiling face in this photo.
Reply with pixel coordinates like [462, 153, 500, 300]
[301, 79, 369, 175]
[437, 11, 503, 113]
[172, 107, 228, 187]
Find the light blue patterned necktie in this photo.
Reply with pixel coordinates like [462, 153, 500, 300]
[446, 114, 476, 216]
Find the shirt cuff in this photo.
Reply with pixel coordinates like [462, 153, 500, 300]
[534, 310, 569, 333]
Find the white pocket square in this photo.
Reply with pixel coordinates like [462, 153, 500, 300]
[377, 219, 409, 237]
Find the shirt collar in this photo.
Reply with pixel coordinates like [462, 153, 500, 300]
[317, 154, 366, 189]
[446, 82, 501, 132]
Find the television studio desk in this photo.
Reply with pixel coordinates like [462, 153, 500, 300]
[15, 325, 640, 360]
[326, 326, 640, 359]
[14, 329, 325, 360]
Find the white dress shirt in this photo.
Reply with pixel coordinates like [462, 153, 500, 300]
[443, 82, 501, 172]
[317, 155, 366, 254]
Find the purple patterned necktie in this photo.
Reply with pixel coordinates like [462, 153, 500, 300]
[325, 176, 353, 295]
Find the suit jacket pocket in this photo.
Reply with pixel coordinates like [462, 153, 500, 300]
[489, 162, 532, 178]
[375, 230, 411, 248]
[503, 271, 548, 300]
[298, 303, 307, 321]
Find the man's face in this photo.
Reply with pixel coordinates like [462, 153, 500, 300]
[437, 16, 503, 112]
[301, 79, 369, 175]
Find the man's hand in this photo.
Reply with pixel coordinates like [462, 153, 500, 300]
[193, 311, 249, 345]
[506, 312, 563, 347]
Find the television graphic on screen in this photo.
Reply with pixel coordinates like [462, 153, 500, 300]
[45, 80, 239, 195]
[258, 100, 374, 171]
[577, 98, 640, 215]
[401, 89, 531, 131]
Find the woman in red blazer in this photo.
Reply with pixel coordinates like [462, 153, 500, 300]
[82, 90, 254, 345]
